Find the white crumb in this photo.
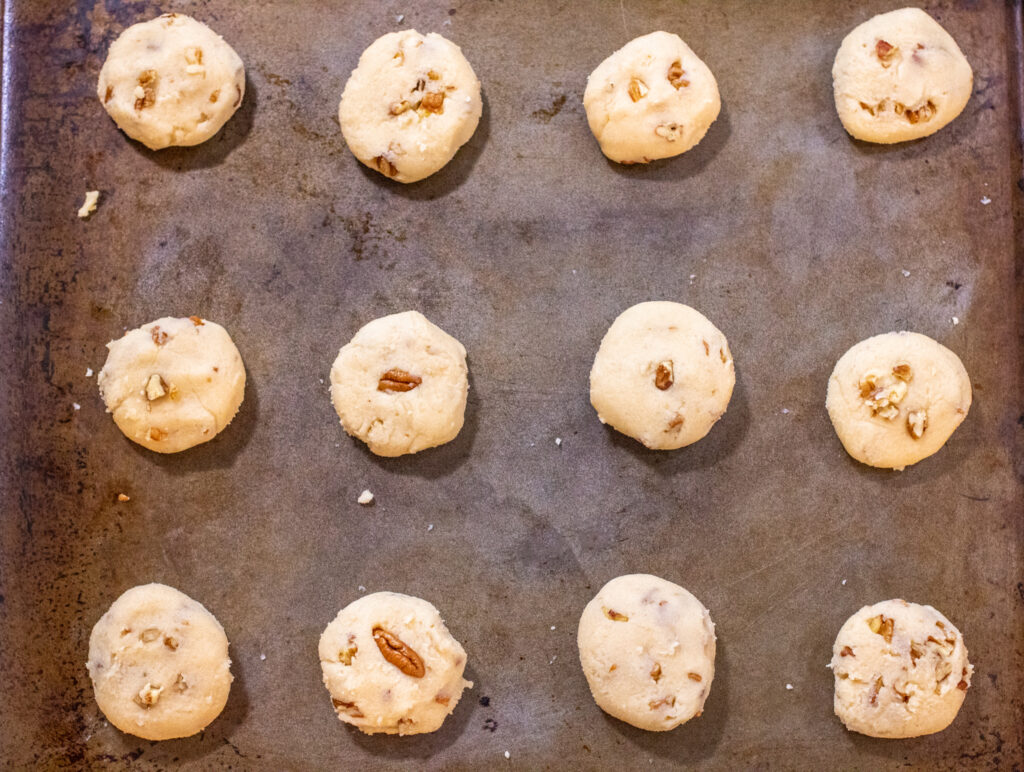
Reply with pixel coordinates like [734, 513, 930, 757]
[72, 403, 81, 410]
[85, 367, 93, 377]
[504, 751, 510, 760]
[786, 683, 794, 690]
[555, 437, 562, 446]
[319, 377, 324, 384]
[841, 579, 847, 586]
[550, 625, 556, 631]
[427, 523, 434, 532]
[396, 14, 404, 22]
[260, 653, 266, 661]
[549, 654, 557, 665]
[781, 408, 790, 414]
[689, 273, 696, 284]
[571, 269, 577, 274]
[952, 316, 960, 326]
[358, 585, 366, 593]
[901, 269, 910, 277]
[357, 490, 374, 505]
[443, 19, 451, 26]
[980, 196, 991, 205]
[77, 190, 100, 219]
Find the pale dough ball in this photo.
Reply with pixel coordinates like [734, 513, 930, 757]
[590, 301, 735, 450]
[577, 574, 715, 731]
[826, 331, 970, 470]
[583, 31, 720, 164]
[319, 591, 472, 735]
[330, 311, 468, 457]
[97, 13, 245, 150]
[86, 583, 233, 741]
[339, 30, 482, 183]
[831, 599, 972, 738]
[97, 316, 246, 454]
[832, 8, 972, 144]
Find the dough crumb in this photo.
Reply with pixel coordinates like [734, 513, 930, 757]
[786, 683, 794, 690]
[504, 751, 510, 759]
[77, 190, 100, 219]
[117, 493, 130, 502]
[901, 269, 910, 277]
[952, 316, 960, 325]
[980, 196, 991, 205]
[396, 14, 404, 22]
[841, 579, 847, 586]
[781, 408, 790, 414]
[72, 402, 81, 410]
[427, 523, 434, 531]
[260, 653, 266, 661]
[555, 437, 562, 446]
[357, 489, 374, 505]
[358, 585, 366, 593]
[85, 367, 94, 377]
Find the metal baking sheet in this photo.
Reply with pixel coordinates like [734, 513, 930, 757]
[1, 0, 1021, 768]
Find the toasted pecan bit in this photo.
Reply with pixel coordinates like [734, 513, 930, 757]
[655, 361, 674, 390]
[390, 100, 411, 116]
[184, 47, 203, 65]
[151, 326, 168, 345]
[650, 663, 662, 682]
[332, 698, 365, 717]
[648, 696, 676, 709]
[892, 363, 912, 381]
[668, 60, 690, 89]
[233, 85, 243, 108]
[687, 672, 702, 682]
[909, 643, 923, 665]
[421, 91, 445, 114]
[209, 89, 220, 103]
[393, 50, 404, 65]
[435, 694, 451, 705]
[875, 39, 896, 66]
[163, 636, 178, 651]
[172, 673, 188, 692]
[867, 614, 894, 644]
[117, 493, 131, 502]
[609, 664, 617, 672]
[140, 627, 160, 643]
[703, 340, 710, 356]
[135, 70, 158, 111]
[372, 626, 426, 678]
[104, 85, 113, 103]
[667, 414, 684, 429]
[148, 427, 168, 442]
[628, 77, 649, 102]
[378, 368, 422, 392]
[338, 634, 358, 664]
[719, 348, 727, 363]
[956, 679, 969, 691]
[374, 155, 398, 177]
[840, 646, 854, 657]
[604, 608, 629, 622]
[868, 676, 883, 706]
[427, 69, 441, 80]
[189, 315, 204, 326]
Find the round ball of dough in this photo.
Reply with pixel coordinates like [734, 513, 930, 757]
[826, 331, 970, 470]
[832, 8, 972, 144]
[86, 583, 233, 741]
[97, 316, 246, 454]
[831, 599, 972, 738]
[339, 30, 482, 183]
[97, 13, 245, 150]
[319, 591, 472, 735]
[590, 301, 735, 450]
[583, 31, 720, 164]
[577, 574, 716, 731]
[330, 311, 468, 457]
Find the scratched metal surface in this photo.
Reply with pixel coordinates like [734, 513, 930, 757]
[0, 0, 1021, 769]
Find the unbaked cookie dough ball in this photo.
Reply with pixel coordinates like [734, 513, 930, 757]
[583, 31, 720, 164]
[339, 30, 482, 183]
[97, 13, 245, 150]
[86, 583, 233, 741]
[330, 311, 468, 457]
[98, 316, 246, 454]
[831, 599, 972, 738]
[577, 574, 715, 731]
[832, 8, 972, 144]
[590, 301, 734, 450]
[319, 591, 472, 735]
[826, 331, 970, 470]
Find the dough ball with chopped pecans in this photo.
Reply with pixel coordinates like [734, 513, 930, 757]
[97, 13, 245, 149]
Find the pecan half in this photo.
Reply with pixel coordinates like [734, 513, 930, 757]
[667, 60, 689, 89]
[372, 626, 425, 678]
[378, 368, 422, 392]
[655, 361, 674, 390]
[135, 69, 158, 111]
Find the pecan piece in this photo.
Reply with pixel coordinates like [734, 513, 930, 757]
[338, 634, 357, 665]
[906, 409, 927, 439]
[332, 698, 365, 717]
[378, 368, 422, 392]
[655, 361, 674, 390]
[892, 363, 912, 381]
[421, 91, 445, 114]
[374, 155, 398, 177]
[604, 608, 629, 622]
[145, 374, 168, 401]
[840, 646, 854, 657]
[906, 100, 936, 124]
[184, 47, 203, 66]
[654, 123, 683, 141]
[648, 696, 676, 709]
[104, 85, 113, 103]
[650, 663, 662, 682]
[134, 69, 158, 111]
[867, 614, 894, 643]
[134, 682, 163, 708]
[148, 427, 168, 442]
[667, 60, 689, 89]
[956, 679, 969, 691]
[151, 326, 168, 345]
[372, 626, 425, 678]
[627, 77, 649, 102]
[687, 672, 702, 682]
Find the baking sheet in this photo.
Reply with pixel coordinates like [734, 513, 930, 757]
[1, 0, 1022, 768]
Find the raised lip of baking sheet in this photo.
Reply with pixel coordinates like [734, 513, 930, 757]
[1, 1, 1022, 769]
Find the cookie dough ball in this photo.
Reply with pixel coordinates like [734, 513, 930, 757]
[97, 13, 245, 150]
[590, 301, 734, 450]
[577, 574, 715, 731]
[583, 31, 720, 164]
[330, 311, 468, 457]
[98, 316, 246, 454]
[831, 600, 972, 738]
[826, 331, 970, 470]
[832, 8, 972, 144]
[339, 30, 482, 183]
[319, 591, 472, 735]
[86, 583, 233, 741]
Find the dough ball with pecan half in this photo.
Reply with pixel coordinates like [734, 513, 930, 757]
[339, 30, 482, 183]
[87, 583, 233, 741]
[826, 331, 970, 470]
[832, 8, 972, 144]
[577, 574, 716, 732]
[319, 591, 472, 735]
[98, 316, 246, 453]
[583, 31, 720, 164]
[330, 310, 468, 457]
[97, 13, 245, 150]
[831, 599, 972, 738]
[589, 301, 735, 450]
